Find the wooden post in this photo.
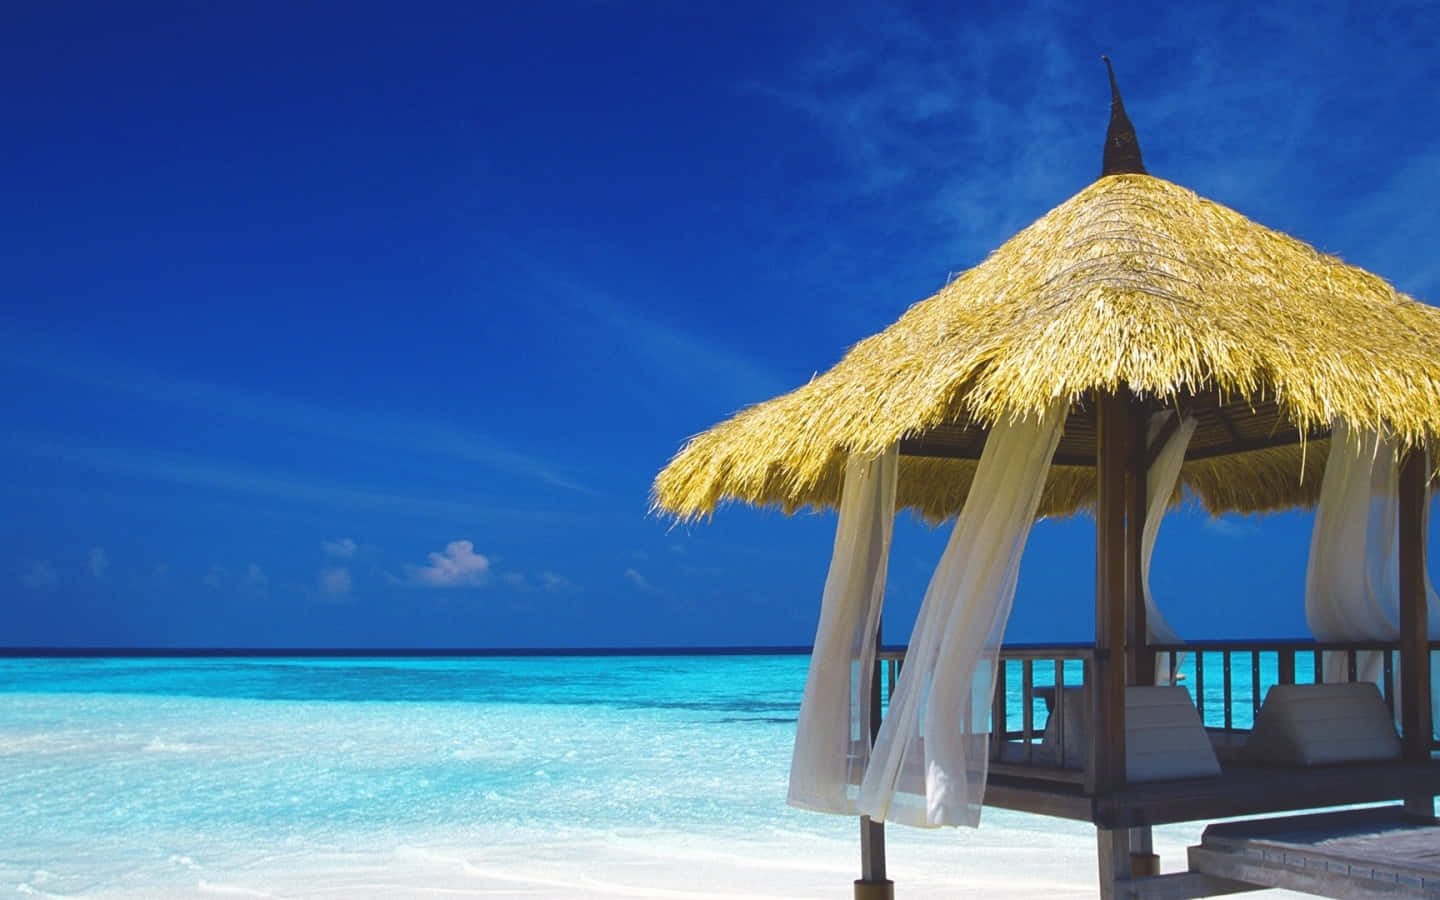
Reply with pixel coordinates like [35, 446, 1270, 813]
[856, 817, 890, 899]
[1125, 399, 1159, 875]
[1127, 401, 1153, 687]
[1092, 389, 1132, 898]
[1090, 388, 1129, 794]
[1397, 449, 1433, 816]
[856, 617, 894, 900]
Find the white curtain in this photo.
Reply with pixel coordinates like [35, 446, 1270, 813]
[787, 446, 898, 814]
[1144, 414, 1197, 685]
[857, 402, 1066, 828]
[1307, 422, 1439, 733]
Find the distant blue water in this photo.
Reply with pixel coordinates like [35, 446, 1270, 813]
[1, 654, 868, 896]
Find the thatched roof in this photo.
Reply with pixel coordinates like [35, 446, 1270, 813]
[654, 65, 1440, 524]
[652, 171, 1440, 523]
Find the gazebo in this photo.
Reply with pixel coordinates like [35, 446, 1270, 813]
[652, 62, 1440, 899]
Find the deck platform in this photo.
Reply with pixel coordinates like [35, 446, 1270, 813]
[1186, 807, 1440, 898]
[984, 761, 1440, 829]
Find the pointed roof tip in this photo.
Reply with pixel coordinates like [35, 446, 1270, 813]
[1101, 56, 1147, 177]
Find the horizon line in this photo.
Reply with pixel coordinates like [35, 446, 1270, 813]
[0, 645, 822, 658]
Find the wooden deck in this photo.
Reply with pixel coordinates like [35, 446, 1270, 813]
[984, 760, 1440, 829]
[1186, 807, 1440, 898]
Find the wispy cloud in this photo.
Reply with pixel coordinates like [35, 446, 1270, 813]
[0, 339, 593, 494]
[539, 571, 579, 593]
[503, 570, 581, 593]
[748, 0, 1440, 317]
[322, 537, 358, 559]
[203, 565, 225, 589]
[88, 547, 109, 578]
[1334, 149, 1440, 300]
[407, 539, 491, 588]
[319, 566, 352, 598]
[6, 435, 582, 526]
[243, 563, 269, 587]
[515, 258, 793, 413]
[623, 567, 653, 591]
[1204, 516, 1261, 538]
[747, 4, 1096, 305]
[20, 561, 58, 590]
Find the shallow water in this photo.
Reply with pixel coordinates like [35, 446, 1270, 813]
[0, 655, 1309, 897]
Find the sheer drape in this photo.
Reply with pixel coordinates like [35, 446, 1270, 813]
[1307, 423, 1439, 735]
[857, 403, 1066, 827]
[1144, 414, 1197, 685]
[787, 447, 898, 814]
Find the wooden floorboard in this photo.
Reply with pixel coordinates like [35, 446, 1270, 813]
[1188, 807, 1440, 898]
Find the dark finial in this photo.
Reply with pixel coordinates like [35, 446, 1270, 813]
[1101, 56, 1146, 176]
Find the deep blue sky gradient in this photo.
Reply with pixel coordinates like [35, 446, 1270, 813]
[4, 1, 1438, 647]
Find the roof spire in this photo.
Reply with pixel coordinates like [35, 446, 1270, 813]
[1101, 56, 1146, 176]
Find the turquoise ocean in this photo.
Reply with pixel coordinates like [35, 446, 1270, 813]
[0, 654, 1313, 898]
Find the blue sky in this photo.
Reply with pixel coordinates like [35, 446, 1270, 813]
[4, 1, 1437, 648]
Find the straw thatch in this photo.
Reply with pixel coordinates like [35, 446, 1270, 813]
[653, 173, 1440, 522]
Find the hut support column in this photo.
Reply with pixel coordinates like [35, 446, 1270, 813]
[1093, 390, 1132, 899]
[856, 818, 890, 899]
[1127, 405, 1153, 687]
[855, 620, 893, 900]
[1125, 401, 1159, 876]
[1398, 449, 1433, 816]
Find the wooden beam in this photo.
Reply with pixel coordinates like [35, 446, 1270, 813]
[1089, 389, 1129, 796]
[1127, 871, 1260, 899]
[896, 436, 1096, 468]
[1398, 449, 1431, 768]
[1179, 429, 1328, 462]
[1211, 404, 1244, 445]
[899, 422, 1328, 465]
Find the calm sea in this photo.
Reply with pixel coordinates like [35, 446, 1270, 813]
[0, 653, 1303, 898]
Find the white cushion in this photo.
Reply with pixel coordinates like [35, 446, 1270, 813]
[1247, 682, 1401, 766]
[1034, 685, 1220, 781]
[1125, 686, 1221, 782]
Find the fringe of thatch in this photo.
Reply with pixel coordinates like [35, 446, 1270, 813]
[653, 173, 1440, 522]
[657, 441, 1333, 526]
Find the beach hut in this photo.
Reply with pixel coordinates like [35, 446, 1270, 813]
[652, 61, 1440, 899]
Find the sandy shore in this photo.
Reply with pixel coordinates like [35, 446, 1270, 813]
[48, 815, 1308, 898]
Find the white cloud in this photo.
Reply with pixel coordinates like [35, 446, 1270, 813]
[20, 561, 58, 590]
[319, 566, 352, 597]
[408, 540, 491, 587]
[623, 568, 653, 591]
[243, 563, 269, 587]
[322, 537, 358, 559]
[203, 565, 225, 589]
[88, 547, 109, 578]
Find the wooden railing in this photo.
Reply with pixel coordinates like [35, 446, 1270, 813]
[878, 640, 1440, 783]
[1149, 640, 1413, 733]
